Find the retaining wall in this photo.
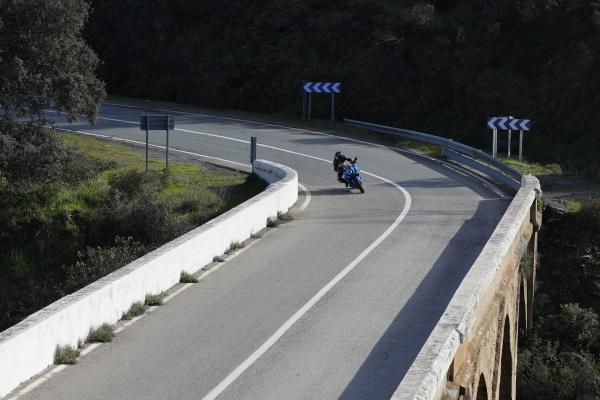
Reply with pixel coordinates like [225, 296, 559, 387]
[0, 159, 297, 398]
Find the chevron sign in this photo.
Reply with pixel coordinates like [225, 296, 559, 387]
[487, 117, 531, 131]
[303, 82, 342, 93]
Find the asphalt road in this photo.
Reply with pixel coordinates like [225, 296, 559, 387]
[15, 101, 510, 400]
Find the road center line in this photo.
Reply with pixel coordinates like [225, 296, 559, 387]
[50, 109, 412, 400]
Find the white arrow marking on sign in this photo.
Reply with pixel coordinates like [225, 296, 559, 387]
[487, 117, 498, 129]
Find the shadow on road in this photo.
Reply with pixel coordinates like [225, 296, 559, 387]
[339, 196, 510, 400]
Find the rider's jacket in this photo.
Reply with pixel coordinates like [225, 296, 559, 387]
[333, 154, 352, 172]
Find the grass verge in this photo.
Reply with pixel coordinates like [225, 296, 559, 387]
[54, 345, 80, 365]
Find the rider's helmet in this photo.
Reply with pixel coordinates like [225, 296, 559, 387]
[335, 151, 341, 158]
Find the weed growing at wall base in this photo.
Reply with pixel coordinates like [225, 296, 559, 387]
[88, 323, 113, 343]
[121, 302, 148, 320]
[180, 271, 198, 283]
[54, 345, 80, 365]
[145, 293, 165, 306]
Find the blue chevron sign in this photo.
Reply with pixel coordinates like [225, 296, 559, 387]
[303, 82, 342, 93]
[487, 117, 531, 131]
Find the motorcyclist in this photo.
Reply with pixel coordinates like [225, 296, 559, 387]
[333, 151, 357, 187]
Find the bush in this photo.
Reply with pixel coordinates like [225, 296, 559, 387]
[59, 236, 146, 294]
[145, 293, 165, 306]
[54, 345, 80, 365]
[518, 200, 600, 398]
[88, 323, 114, 343]
[0, 120, 107, 189]
[122, 302, 147, 320]
[180, 271, 198, 283]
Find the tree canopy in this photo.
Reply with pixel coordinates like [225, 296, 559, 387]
[87, 0, 600, 178]
[0, 0, 105, 122]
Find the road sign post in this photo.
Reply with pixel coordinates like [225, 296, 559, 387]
[140, 115, 175, 171]
[302, 82, 342, 121]
[487, 117, 531, 159]
[519, 130, 524, 161]
[250, 136, 257, 164]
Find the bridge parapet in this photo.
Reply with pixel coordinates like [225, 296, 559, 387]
[394, 175, 541, 400]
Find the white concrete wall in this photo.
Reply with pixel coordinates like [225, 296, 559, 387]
[393, 175, 540, 400]
[0, 159, 298, 398]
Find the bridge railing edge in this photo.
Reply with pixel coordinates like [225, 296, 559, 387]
[0, 159, 298, 399]
[391, 174, 541, 399]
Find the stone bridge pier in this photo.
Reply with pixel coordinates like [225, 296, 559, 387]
[443, 200, 542, 400]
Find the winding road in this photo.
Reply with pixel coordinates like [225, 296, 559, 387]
[15, 100, 510, 400]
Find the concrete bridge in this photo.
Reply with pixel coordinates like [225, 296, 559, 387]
[396, 175, 541, 400]
[1, 100, 541, 400]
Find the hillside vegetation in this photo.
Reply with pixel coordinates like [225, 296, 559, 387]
[87, 0, 599, 179]
[518, 200, 600, 398]
[0, 121, 265, 332]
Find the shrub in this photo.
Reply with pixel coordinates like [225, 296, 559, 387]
[60, 236, 146, 294]
[180, 271, 198, 283]
[145, 293, 165, 306]
[54, 345, 80, 364]
[121, 302, 147, 320]
[88, 323, 114, 343]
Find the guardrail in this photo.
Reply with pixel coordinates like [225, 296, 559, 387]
[343, 119, 523, 192]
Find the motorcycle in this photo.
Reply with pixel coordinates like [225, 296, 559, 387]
[341, 160, 365, 193]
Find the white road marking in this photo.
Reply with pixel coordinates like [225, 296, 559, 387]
[80, 343, 100, 357]
[51, 126, 250, 169]
[102, 101, 508, 196]
[15, 365, 66, 398]
[162, 283, 194, 303]
[48, 107, 412, 400]
[296, 183, 312, 212]
[201, 178, 411, 400]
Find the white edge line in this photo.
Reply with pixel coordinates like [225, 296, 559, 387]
[79, 343, 101, 357]
[16, 365, 66, 397]
[99, 103, 507, 196]
[201, 176, 411, 400]
[49, 108, 412, 400]
[296, 183, 312, 212]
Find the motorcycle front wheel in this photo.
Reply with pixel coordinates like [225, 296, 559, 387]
[357, 182, 365, 193]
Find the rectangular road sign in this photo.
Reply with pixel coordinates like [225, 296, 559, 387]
[140, 115, 175, 131]
[303, 82, 342, 93]
[487, 117, 530, 131]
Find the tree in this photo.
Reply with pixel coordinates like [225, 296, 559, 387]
[0, 0, 105, 122]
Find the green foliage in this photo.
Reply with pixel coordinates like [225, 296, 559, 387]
[88, 323, 114, 343]
[0, 130, 266, 332]
[86, 0, 599, 179]
[54, 345, 80, 365]
[518, 339, 600, 400]
[518, 200, 600, 398]
[180, 271, 198, 283]
[121, 302, 147, 320]
[1, 0, 105, 122]
[59, 236, 147, 294]
[144, 293, 165, 306]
